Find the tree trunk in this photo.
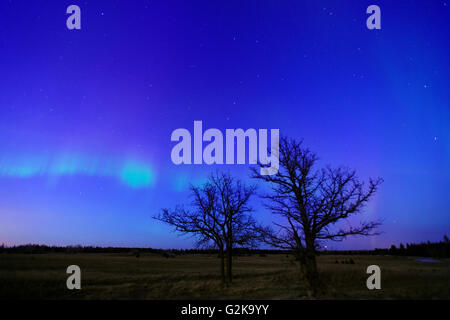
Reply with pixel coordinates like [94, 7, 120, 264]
[299, 250, 322, 297]
[219, 247, 225, 283]
[226, 218, 233, 284]
[226, 242, 232, 284]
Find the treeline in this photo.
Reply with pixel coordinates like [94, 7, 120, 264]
[0, 244, 163, 255]
[376, 236, 450, 258]
[0, 244, 288, 255]
[1, 236, 448, 258]
[323, 236, 450, 258]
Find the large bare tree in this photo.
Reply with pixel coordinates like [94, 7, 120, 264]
[155, 172, 258, 284]
[252, 137, 382, 296]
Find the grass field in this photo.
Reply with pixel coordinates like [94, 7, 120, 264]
[1, 253, 449, 299]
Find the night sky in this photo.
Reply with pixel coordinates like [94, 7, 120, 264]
[0, 0, 448, 249]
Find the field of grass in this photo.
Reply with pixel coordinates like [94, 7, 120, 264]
[0, 253, 449, 299]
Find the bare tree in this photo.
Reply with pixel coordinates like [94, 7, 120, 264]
[252, 137, 382, 296]
[209, 172, 258, 283]
[155, 172, 258, 284]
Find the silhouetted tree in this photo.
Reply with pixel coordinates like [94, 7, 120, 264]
[399, 243, 405, 255]
[252, 137, 382, 296]
[155, 172, 258, 284]
[209, 172, 260, 283]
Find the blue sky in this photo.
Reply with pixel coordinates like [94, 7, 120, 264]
[0, 0, 449, 249]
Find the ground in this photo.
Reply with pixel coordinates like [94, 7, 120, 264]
[0, 253, 449, 299]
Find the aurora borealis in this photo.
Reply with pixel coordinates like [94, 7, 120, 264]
[0, 154, 155, 188]
[0, 1, 449, 249]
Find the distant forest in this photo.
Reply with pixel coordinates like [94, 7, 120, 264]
[1, 236, 449, 258]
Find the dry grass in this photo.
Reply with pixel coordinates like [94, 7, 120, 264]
[0, 253, 449, 299]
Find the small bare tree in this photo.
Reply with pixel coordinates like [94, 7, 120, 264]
[155, 172, 258, 284]
[252, 137, 382, 296]
[209, 172, 258, 283]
